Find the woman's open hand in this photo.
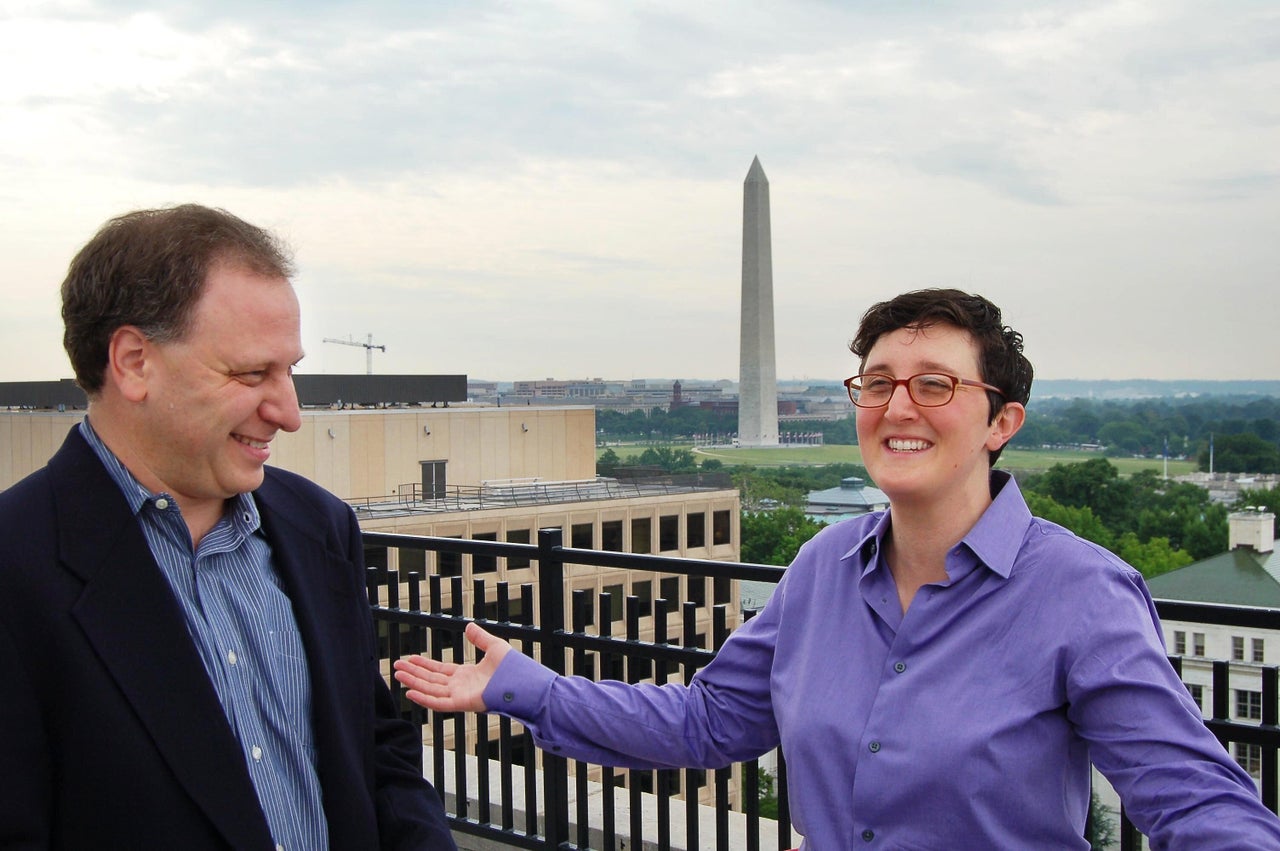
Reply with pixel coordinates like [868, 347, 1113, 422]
[393, 622, 511, 713]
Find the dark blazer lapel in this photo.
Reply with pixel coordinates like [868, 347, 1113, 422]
[53, 430, 273, 850]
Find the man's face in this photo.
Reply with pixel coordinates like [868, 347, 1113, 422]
[136, 263, 303, 516]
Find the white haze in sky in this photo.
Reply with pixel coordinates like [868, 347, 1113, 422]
[2, 0, 1278, 383]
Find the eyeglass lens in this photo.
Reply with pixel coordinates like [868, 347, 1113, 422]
[852, 374, 956, 407]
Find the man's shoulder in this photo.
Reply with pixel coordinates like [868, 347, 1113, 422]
[0, 429, 89, 524]
[258, 466, 349, 518]
[0, 464, 53, 523]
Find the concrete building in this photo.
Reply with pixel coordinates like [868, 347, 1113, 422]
[1146, 509, 1279, 785]
[805, 477, 889, 522]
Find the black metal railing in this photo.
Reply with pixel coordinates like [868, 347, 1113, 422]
[364, 530, 1280, 851]
[348, 473, 735, 514]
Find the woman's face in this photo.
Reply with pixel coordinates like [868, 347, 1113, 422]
[855, 323, 1023, 510]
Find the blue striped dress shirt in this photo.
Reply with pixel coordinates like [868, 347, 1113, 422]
[80, 419, 328, 851]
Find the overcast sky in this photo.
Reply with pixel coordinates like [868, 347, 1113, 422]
[2, 1, 1278, 385]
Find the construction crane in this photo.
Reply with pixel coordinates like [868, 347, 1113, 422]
[323, 333, 385, 375]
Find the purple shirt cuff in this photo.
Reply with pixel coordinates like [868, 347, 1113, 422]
[482, 648, 556, 719]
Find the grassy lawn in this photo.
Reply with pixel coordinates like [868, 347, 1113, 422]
[599, 442, 1198, 477]
[1001, 448, 1196, 477]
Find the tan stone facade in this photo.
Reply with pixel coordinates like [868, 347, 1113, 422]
[0, 405, 598, 496]
[270, 405, 599, 501]
[0, 411, 83, 490]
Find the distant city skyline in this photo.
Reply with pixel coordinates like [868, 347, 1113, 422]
[473, 375, 1280, 402]
[3, 3, 1278, 384]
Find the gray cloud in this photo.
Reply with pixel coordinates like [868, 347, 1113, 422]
[2, 0, 1278, 381]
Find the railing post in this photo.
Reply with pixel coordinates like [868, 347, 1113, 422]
[536, 528, 570, 847]
[1263, 665, 1278, 812]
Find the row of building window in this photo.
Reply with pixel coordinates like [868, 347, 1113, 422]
[391, 510, 735, 579]
[467, 573, 736, 628]
[569, 511, 734, 554]
[1173, 631, 1265, 663]
[1183, 683, 1263, 721]
[1182, 685, 1265, 778]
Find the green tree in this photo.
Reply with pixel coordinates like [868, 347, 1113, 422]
[1125, 472, 1224, 557]
[1023, 492, 1114, 548]
[596, 447, 621, 477]
[1113, 533, 1194, 580]
[757, 767, 780, 820]
[740, 507, 826, 566]
[822, 416, 859, 445]
[1062, 400, 1103, 443]
[1025, 463, 1227, 563]
[731, 463, 871, 509]
[636, 446, 699, 473]
[1200, 433, 1280, 474]
[1034, 458, 1133, 525]
[1098, 420, 1156, 456]
[1087, 788, 1118, 850]
[1236, 485, 1280, 517]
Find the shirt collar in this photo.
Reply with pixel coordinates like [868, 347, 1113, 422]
[842, 510, 894, 579]
[958, 470, 1033, 579]
[78, 417, 261, 532]
[839, 470, 1033, 581]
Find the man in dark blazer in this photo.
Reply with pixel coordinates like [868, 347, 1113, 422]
[0, 205, 456, 849]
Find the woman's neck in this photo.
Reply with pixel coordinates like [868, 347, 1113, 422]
[883, 480, 993, 613]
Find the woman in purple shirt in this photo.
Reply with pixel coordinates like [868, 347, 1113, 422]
[396, 289, 1280, 849]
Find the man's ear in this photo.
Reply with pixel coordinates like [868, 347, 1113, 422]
[106, 326, 152, 403]
[986, 401, 1026, 452]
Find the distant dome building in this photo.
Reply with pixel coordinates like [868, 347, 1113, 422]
[806, 477, 889, 522]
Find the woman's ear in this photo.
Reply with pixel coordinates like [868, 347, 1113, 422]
[986, 401, 1026, 453]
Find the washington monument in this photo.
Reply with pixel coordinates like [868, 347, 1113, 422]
[738, 156, 779, 447]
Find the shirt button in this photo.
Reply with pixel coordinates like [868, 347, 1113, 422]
[862, 828, 875, 842]
[251, 745, 263, 761]
[243, 511, 252, 523]
[868, 741, 881, 753]
[227, 651, 238, 666]
[504, 692, 515, 703]
[155, 498, 169, 510]
[894, 661, 906, 673]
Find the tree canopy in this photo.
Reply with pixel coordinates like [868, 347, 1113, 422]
[1021, 459, 1226, 573]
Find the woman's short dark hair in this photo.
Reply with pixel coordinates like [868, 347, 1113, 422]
[850, 288, 1034, 464]
[61, 204, 294, 395]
